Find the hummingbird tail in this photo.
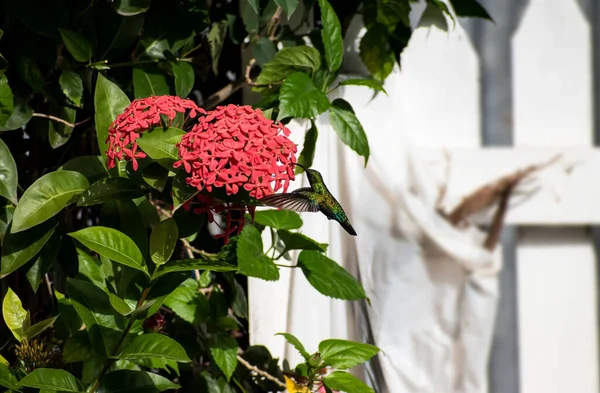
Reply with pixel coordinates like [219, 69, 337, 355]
[340, 220, 357, 236]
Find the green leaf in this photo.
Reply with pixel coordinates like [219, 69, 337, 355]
[296, 120, 318, 174]
[16, 57, 45, 93]
[133, 64, 171, 98]
[237, 225, 279, 281]
[276, 332, 310, 360]
[142, 163, 168, 192]
[419, 1, 450, 31]
[98, 370, 180, 393]
[171, 171, 198, 210]
[118, 333, 191, 362]
[23, 315, 58, 340]
[59, 29, 93, 62]
[241, 0, 260, 34]
[164, 278, 209, 324]
[339, 78, 387, 95]
[18, 368, 83, 392]
[152, 258, 237, 280]
[150, 218, 178, 266]
[1, 219, 57, 277]
[0, 363, 19, 391]
[26, 231, 60, 292]
[118, 199, 148, 260]
[76, 248, 105, 288]
[2, 287, 29, 342]
[253, 210, 302, 230]
[275, 0, 298, 17]
[112, 0, 151, 15]
[256, 46, 322, 85]
[0, 74, 13, 127]
[359, 24, 395, 82]
[11, 171, 89, 233]
[319, 339, 379, 369]
[210, 334, 238, 381]
[298, 250, 366, 300]
[278, 72, 330, 120]
[59, 71, 84, 107]
[449, 0, 492, 20]
[48, 105, 76, 149]
[108, 293, 134, 316]
[209, 21, 228, 75]
[247, 0, 260, 13]
[0, 138, 17, 204]
[94, 73, 131, 156]
[317, 0, 343, 71]
[172, 62, 195, 98]
[251, 38, 277, 66]
[0, 97, 33, 132]
[323, 371, 374, 393]
[329, 98, 370, 166]
[77, 177, 145, 207]
[62, 332, 93, 363]
[278, 229, 327, 252]
[60, 156, 109, 183]
[0, 204, 13, 239]
[136, 127, 185, 169]
[68, 226, 147, 275]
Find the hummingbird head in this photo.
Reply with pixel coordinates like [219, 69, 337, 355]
[293, 163, 324, 187]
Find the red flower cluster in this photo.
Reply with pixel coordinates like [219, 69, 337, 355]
[106, 96, 205, 170]
[174, 104, 297, 199]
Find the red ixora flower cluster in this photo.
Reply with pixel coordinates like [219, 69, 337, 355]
[174, 103, 297, 198]
[106, 95, 205, 170]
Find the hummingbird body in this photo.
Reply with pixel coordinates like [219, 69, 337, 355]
[259, 165, 357, 236]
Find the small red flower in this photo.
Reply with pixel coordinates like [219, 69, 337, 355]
[144, 312, 166, 332]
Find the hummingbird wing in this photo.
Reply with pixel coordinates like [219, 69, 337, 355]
[259, 191, 319, 213]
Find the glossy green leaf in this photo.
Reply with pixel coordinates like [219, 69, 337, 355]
[136, 127, 186, 169]
[133, 64, 170, 98]
[298, 250, 366, 300]
[419, 1, 450, 31]
[0, 204, 13, 239]
[275, 0, 298, 16]
[23, 315, 58, 341]
[68, 226, 147, 275]
[164, 278, 209, 324]
[237, 225, 279, 281]
[18, 368, 83, 392]
[98, 370, 179, 393]
[11, 171, 88, 233]
[118, 199, 148, 260]
[319, 339, 380, 369]
[253, 209, 302, 230]
[241, 0, 259, 34]
[296, 120, 318, 174]
[118, 333, 191, 362]
[172, 61, 195, 98]
[276, 332, 311, 360]
[16, 56, 45, 93]
[152, 258, 237, 280]
[251, 37, 277, 66]
[329, 98, 370, 166]
[210, 334, 238, 381]
[0, 97, 33, 132]
[59, 29, 93, 62]
[108, 293, 134, 316]
[171, 171, 198, 210]
[209, 21, 228, 75]
[59, 71, 83, 107]
[2, 287, 29, 342]
[0, 138, 18, 204]
[278, 72, 330, 120]
[278, 229, 327, 252]
[256, 46, 321, 85]
[26, 231, 60, 292]
[0, 74, 13, 128]
[150, 218, 178, 266]
[77, 177, 145, 206]
[323, 371, 374, 393]
[112, 0, 151, 15]
[247, 0, 260, 13]
[339, 78, 387, 94]
[94, 73, 131, 156]
[359, 24, 395, 82]
[1, 219, 58, 277]
[317, 0, 343, 71]
[48, 105, 76, 149]
[141, 163, 168, 192]
[76, 247, 105, 288]
[62, 332, 93, 363]
[60, 156, 109, 183]
[0, 363, 19, 391]
[449, 0, 492, 20]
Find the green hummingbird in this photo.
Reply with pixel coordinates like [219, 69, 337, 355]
[259, 163, 357, 236]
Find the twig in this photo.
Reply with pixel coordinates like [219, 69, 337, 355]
[275, 263, 298, 268]
[245, 58, 258, 86]
[180, 238, 202, 280]
[267, 7, 283, 40]
[203, 77, 247, 110]
[32, 113, 90, 128]
[237, 354, 286, 388]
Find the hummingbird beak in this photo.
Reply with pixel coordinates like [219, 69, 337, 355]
[292, 162, 308, 171]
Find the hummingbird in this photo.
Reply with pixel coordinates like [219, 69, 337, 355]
[259, 163, 357, 236]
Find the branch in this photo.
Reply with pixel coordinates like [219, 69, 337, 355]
[203, 77, 247, 110]
[32, 113, 90, 128]
[237, 354, 286, 388]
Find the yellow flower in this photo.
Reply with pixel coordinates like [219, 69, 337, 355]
[284, 376, 311, 393]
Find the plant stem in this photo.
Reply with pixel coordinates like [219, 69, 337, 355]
[88, 287, 151, 393]
[32, 113, 90, 128]
[236, 354, 286, 388]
